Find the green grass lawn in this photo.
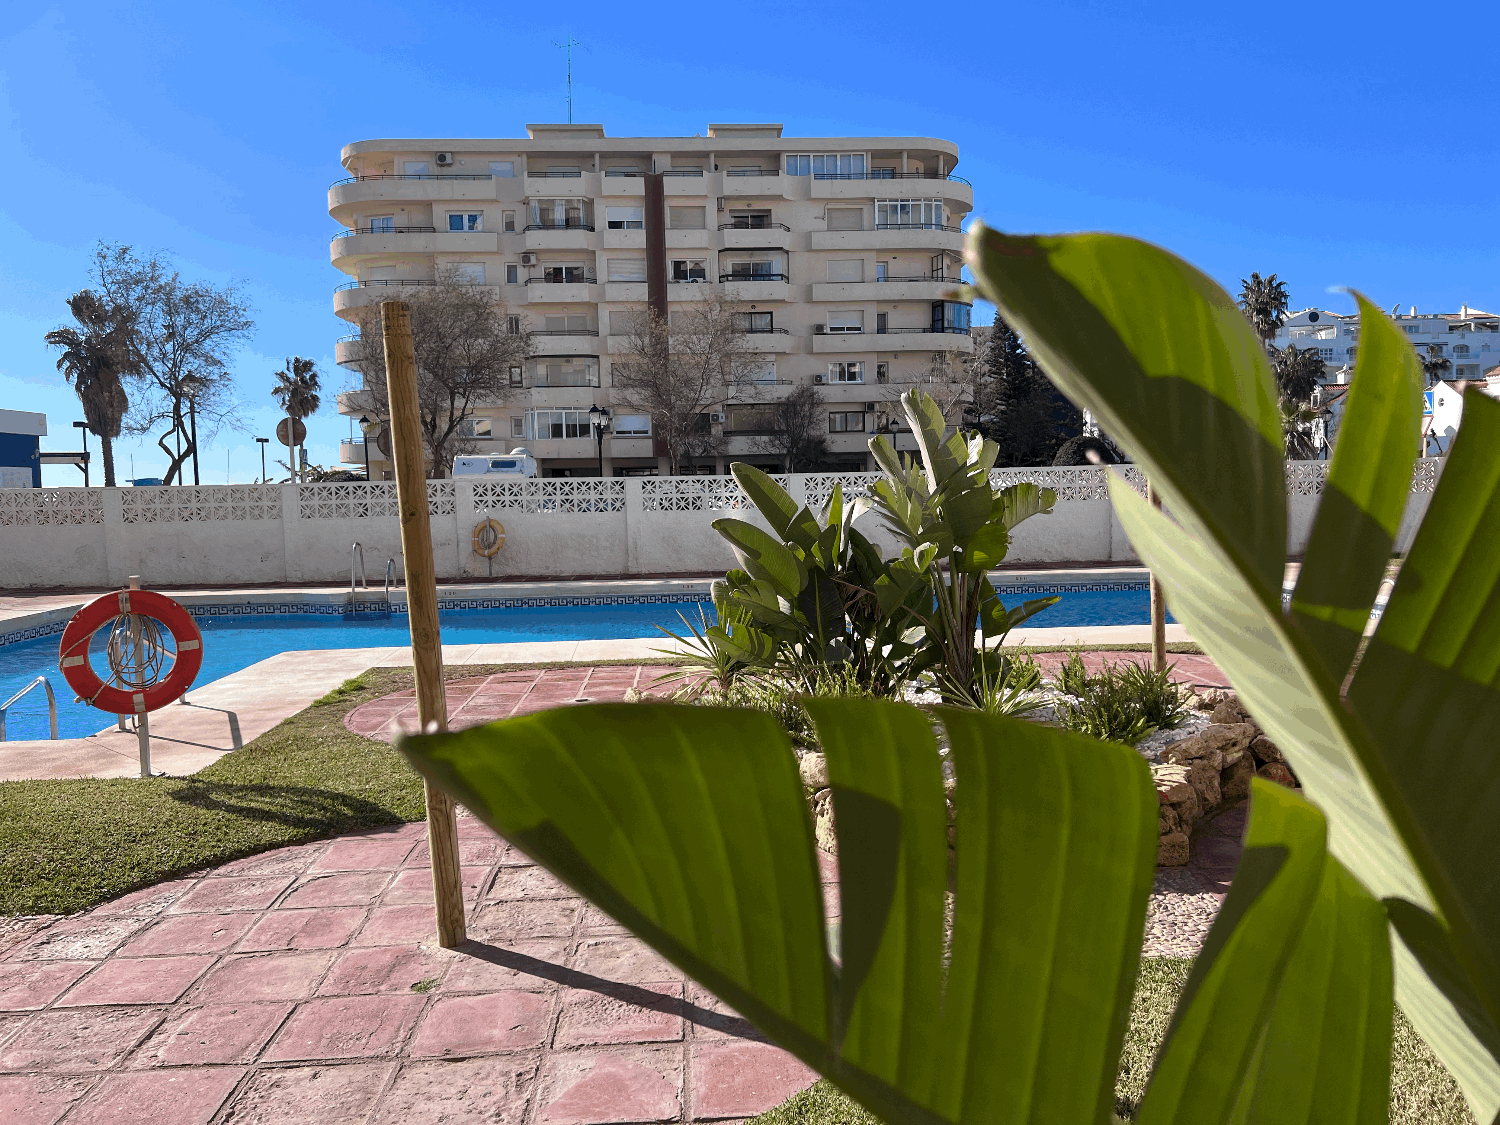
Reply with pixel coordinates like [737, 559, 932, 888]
[750, 958, 1475, 1125]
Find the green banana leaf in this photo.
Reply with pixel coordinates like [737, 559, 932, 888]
[968, 224, 1500, 1120]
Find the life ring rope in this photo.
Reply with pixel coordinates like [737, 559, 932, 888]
[58, 589, 204, 715]
[472, 517, 506, 558]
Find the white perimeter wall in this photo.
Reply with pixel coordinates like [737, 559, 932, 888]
[0, 462, 1443, 589]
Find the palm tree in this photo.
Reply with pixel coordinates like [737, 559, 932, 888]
[1420, 344, 1452, 387]
[1280, 397, 1318, 460]
[1238, 272, 1290, 345]
[271, 357, 321, 483]
[44, 291, 133, 487]
[1270, 343, 1325, 403]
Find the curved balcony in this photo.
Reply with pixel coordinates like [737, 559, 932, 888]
[809, 171, 972, 208]
[812, 329, 973, 355]
[810, 226, 965, 253]
[327, 173, 499, 216]
[333, 278, 497, 316]
[811, 276, 968, 302]
[329, 228, 498, 266]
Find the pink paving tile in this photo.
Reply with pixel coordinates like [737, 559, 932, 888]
[262, 994, 426, 1061]
[56, 955, 216, 1007]
[118, 913, 256, 957]
[384, 865, 491, 904]
[684, 983, 764, 1042]
[317, 946, 450, 996]
[570, 937, 685, 984]
[133, 1002, 293, 1066]
[0, 961, 92, 1011]
[553, 981, 683, 1048]
[210, 844, 323, 879]
[408, 991, 551, 1058]
[311, 839, 417, 873]
[534, 1045, 682, 1125]
[0, 1074, 94, 1124]
[349, 905, 442, 947]
[371, 1055, 539, 1125]
[576, 905, 627, 936]
[0, 1006, 167, 1071]
[4, 914, 150, 962]
[168, 875, 295, 914]
[190, 951, 334, 1003]
[279, 871, 392, 909]
[471, 900, 579, 941]
[690, 1040, 819, 1120]
[488, 866, 573, 902]
[236, 908, 366, 952]
[442, 940, 571, 993]
[90, 879, 198, 917]
[218, 1061, 393, 1124]
[65, 1067, 244, 1125]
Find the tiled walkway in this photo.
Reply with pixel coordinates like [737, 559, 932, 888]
[0, 815, 821, 1125]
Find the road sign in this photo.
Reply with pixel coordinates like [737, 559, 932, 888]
[1423, 390, 1435, 417]
[276, 418, 308, 447]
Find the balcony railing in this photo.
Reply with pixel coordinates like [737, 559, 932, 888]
[532, 328, 601, 336]
[874, 223, 966, 233]
[718, 221, 792, 232]
[719, 273, 790, 283]
[523, 222, 596, 232]
[662, 169, 705, 177]
[528, 374, 601, 387]
[742, 327, 791, 334]
[335, 279, 465, 292]
[725, 169, 780, 177]
[528, 170, 583, 178]
[329, 173, 493, 187]
[877, 326, 973, 335]
[332, 225, 437, 239]
[604, 170, 645, 177]
[814, 171, 972, 185]
[876, 274, 966, 284]
[525, 274, 598, 285]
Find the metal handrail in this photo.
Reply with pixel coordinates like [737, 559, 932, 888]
[814, 171, 972, 185]
[873, 223, 965, 233]
[385, 558, 401, 604]
[718, 221, 792, 232]
[523, 222, 597, 232]
[725, 169, 780, 177]
[329, 173, 494, 188]
[0, 676, 58, 741]
[720, 273, 790, 283]
[351, 542, 368, 598]
[528, 170, 583, 178]
[741, 326, 791, 334]
[525, 274, 597, 285]
[604, 170, 645, 177]
[876, 326, 973, 335]
[876, 274, 967, 284]
[662, 169, 704, 176]
[533, 328, 600, 336]
[332, 225, 437, 239]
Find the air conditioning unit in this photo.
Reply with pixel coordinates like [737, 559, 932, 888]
[520, 253, 537, 266]
[710, 412, 726, 423]
[435, 152, 454, 166]
[813, 324, 826, 334]
[814, 373, 825, 384]
[717, 197, 726, 211]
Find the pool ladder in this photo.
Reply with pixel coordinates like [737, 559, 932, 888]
[0, 675, 59, 742]
[349, 544, 401, 616]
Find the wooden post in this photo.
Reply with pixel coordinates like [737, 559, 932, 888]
[380, 300, 467, 948]
[1147, 482, 1167, 673]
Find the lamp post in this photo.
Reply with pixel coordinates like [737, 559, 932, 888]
[72, 421, 90, 487]
[587, 404, 611, 478]
[357, 415, 378, 481]
[255, 437, 269, 484]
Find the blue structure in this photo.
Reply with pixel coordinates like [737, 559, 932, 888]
[0, 410, 45, 488]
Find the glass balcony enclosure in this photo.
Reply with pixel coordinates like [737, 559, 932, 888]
[528, 199, 595, 231]
[527, 359, 599, 388]
[525, 409, 591, 439]
[875, 199, 946, 229]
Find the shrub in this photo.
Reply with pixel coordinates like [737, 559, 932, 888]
[1053, 653, 1188, 746]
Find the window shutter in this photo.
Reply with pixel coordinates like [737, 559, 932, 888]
[828, 259, 865, 282]
[827, 208, 863, 231]
[668, 206, 706, 229]
[609, 310, 646, 335]
[607, 258, 647, 282]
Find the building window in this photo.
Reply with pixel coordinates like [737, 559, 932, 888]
[1455, 344, 1470, 355]
[542, 264, 588, 283]
[875, 261, 888, 281]
[668, 206, 706, 229]
[509, 365, 524, 386]
[738, 312, 774, 333]
[876, 313, 888, 334]
[608, 258, 647, 282]
[511, 417, 524, 437]
[506, 264, 519, 285]
[785, 153, 866, 177]
[502, 210, 516, 232]
[527, 410, 590, 439]
[829, 411, 866, 433]
[828, 259, 865, 282]
[1317, 348, 1335, 360]
[826, 208, 864, 231]
[725, 259, 781, 280]
[829, 362, 864, 384]
[724, 405, 778, 433]
[614, 414, 650, 437]
[931, 301, 971, 333]
[1346, 347, 1357, 359]
[458, 417, 492, 438]
[876, 199, 945, 229]
[726, 210, 773, 229]
[368, 215, 394, 233]
[672, 259, 708, 282]
[828, 312, 864, 334]
[448, 213, 482, 231]
[606, 206, 644, 230]
[876, 362, 890, 384]
[490, 161, 514, 177]
[451, 263, 486, 284]
[402, 161, 429, 176]
[544, 315, 590, 334]
[531, 199, 590, 229]
[533, 360, 597, 387]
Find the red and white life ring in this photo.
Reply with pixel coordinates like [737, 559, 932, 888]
[58, 589, 204, 715]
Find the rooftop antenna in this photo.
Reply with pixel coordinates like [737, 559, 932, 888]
[553, 36, 588, 123]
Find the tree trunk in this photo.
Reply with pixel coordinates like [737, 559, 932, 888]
[100, 433, 117, 488]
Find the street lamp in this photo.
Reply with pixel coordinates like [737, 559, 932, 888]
[357, 416, 379, 481]
[587, 404, 611, 478]
[72, 421, 90, 487]
[255, 437, 270, 483]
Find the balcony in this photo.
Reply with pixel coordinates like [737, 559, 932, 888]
[719, 274, 790, 303]
[522, 226, 594, 251]
[522, 276, 598, 304]
[339, 440, 367, 466]
[809, 172, 972, 207]
[722, 172, 782, 198]
[812, 276, 967, 302]
[327, 174, 497, 214]
[811, 226, 965, 252]
[717, 221, 790, 232]
[329, 228, 498, 266]
[334, 278, 496, 315]
[810, 329, 974, 355]
[522, 222, 596, 233]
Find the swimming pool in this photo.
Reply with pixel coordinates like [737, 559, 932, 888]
[0, 585, 1164, 741]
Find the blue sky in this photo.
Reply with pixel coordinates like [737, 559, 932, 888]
[2, 1, 1491, 485]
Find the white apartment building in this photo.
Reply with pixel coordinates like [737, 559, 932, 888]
[328, 123, 973, 477]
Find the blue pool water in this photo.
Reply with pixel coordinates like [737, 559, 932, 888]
[0, 587, 1163, 742]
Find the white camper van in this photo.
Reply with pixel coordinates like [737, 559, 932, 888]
[453, 448, 539, 478]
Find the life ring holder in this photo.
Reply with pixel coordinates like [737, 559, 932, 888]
[472, 518, 506, 558]
[58, 589, 204, 715]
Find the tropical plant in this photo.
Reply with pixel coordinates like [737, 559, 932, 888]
[271, 356, 320, 484]
[1421, 343, 1454, 386]
[1270, 343, 1326, 403]
[44, 290, 133, 487]
[398, 227, 1500, 1123]
[1053, 652, 1187, 746]
[1280, 397, 1319, 460]
[941, 650, 1045, 718]
[1238, 270, 1290, 344]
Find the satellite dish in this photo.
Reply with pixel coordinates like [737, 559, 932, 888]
[275, 418, 308, 447]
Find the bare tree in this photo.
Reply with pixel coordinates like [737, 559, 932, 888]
[753, 385, 829, 472]
[871, 348, 973, 440]
[89, 243, 255, 485]
[347, 270, 532, 477]
[45, 291, 134, 487]
[611, 293, 764, 474]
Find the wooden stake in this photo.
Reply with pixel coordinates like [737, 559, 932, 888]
[380, 300, 466, 948]
[1147, 482, 1167, 673]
